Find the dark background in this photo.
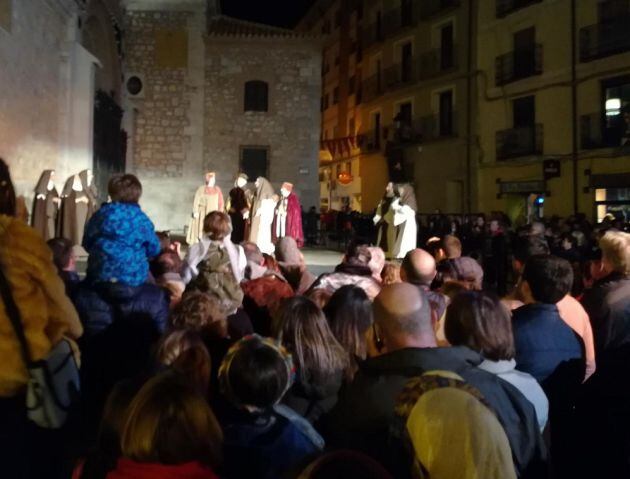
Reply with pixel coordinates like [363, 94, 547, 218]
[221, 0, 317, 28]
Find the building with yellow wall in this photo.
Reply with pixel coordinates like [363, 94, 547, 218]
[477, 0, 630, 224]
[299, 0, 477, 215]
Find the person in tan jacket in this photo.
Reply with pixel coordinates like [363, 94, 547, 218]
[0, 158, 83, 398]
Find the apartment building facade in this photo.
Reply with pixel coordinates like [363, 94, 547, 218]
[477, 0, 630, 223]
[299, 0, 477, 214]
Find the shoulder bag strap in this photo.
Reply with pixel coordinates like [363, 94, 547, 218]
[0, 263, 32, 366]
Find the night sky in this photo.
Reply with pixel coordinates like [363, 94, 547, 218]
[221, 0, 317, 28]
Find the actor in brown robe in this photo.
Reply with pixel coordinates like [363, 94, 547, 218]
[58, 173, 95, 246]
[226, 173, 250, 244]
[31, 170, 60, 241]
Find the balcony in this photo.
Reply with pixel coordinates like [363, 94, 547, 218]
[361, 128, 386, 152]
[361, 73, 384, 103]
[362, 21, 384, 51]
[495, 44, 543, 86]
[418, 46, 458, 79]
[420, 0, 461, 19]
[382, 4, 419, 38]
[388, 112, 458, 146]
[383, 62, 418, 91]
[580, 16, 630, 62]
[496, 0, 543, 19]
[581, 112, 628, 149]
[496, 124, 543, 160]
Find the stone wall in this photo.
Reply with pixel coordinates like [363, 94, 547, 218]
[205, 38, 322, 213]
[0, 0, 123, 217]
[0, 0, 70, 200]
[124, 6, 322, 233]
[123, 4, 207, 231]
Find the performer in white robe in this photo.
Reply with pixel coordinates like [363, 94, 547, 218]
[248, 177, 277, 255]
[391, 183, 418, 259]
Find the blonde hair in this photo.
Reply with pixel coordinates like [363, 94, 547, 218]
[381, 262, 402, 285]
[600, 230, 630, 275]
[121, 372, 222, 467]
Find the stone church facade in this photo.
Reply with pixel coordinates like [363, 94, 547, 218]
[123, 0, 322, 231]
[0, 0, 321, 234]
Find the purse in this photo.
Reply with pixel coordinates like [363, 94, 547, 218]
[0, 264, 80, 429]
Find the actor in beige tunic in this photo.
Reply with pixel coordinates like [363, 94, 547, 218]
[187, 172, 224, 245]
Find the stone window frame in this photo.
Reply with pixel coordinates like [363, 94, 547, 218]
[239, 145, 271, 181]
[244, 80, 269, 113]
[235, 72, 276, 115]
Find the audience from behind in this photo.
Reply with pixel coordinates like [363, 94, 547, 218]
[0, 158, 83, 478]
[443, 234, 463, 259]
[185, 214, 246, 314]
[73, 175, 169, 340]
[581, 230, 630, 359]
[400, 248, 448, 344]
[438, 256, 484, 291]
[297, 450, 393, 479]
[157, 329, 212, 396]
[513, 255, 584, 383]
[150, 249, 185, 307]
[395, 372, 517, 479]
[107, 371, 222, 479]
[241, 241, 294, 336]
[323, 285, 374, 379]
[47, 237, 80, 295]
[182, 211, 246, 285]
[75, 380, 143, 479]
[218, 335, 323, 479]
[445, 291, 548, 431]
[508, 234, 596, 380]
[305, 288, 332, 309]
[272, 296, 348, 423]
[322, 283, 546, 478]
[380, 262, 401, 285]
[83, 174, 161, 287]
[276, 236, 316, 294]
[367, 246, 386, 283]
[308, 243, 381, 300]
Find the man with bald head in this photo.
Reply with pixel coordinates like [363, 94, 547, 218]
[400, 248, 447, 325]
[322, 284, 546, 478]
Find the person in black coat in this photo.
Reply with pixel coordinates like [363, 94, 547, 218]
[320, 283, 546, 479]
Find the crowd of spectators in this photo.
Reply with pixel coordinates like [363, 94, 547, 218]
[1, 157, 630, 479]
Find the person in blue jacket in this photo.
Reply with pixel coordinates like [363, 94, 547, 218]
[513, 255, 583, 383]
[83, 174, 161, 287]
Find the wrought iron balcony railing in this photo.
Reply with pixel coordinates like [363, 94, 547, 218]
[361, 128, 385, 152]
[580, 16, 630, 62]
[496, 124, 543, 160]
[418, 46, 458, 79]
[362, 21, 384, 51]
[420, 0, 461, 19]
[361, 73, 384, 103]
[495, 44, 543, 86]
[382, 4, 419, 38]
[496, 0, 543, 19]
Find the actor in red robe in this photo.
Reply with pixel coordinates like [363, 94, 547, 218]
[284, 183, 304, 248]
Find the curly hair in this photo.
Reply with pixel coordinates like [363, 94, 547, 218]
[169, 291, 228, 338]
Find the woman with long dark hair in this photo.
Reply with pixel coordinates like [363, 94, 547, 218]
[272, 296, 348, 423]
[324, 285, 373, 380]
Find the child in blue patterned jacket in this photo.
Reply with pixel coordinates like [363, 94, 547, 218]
[83, 174, 161, 287]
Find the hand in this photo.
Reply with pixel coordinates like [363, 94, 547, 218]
[36, 194, 46, 200]
[243, 211, 250, 220]
[193, 212, 199, 219]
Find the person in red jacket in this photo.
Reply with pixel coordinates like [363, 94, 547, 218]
[106, 371, 222, 479]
